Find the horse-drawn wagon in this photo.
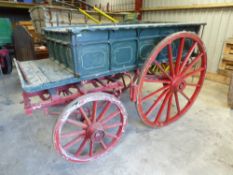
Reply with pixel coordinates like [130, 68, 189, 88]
[15, 22, 207, 162]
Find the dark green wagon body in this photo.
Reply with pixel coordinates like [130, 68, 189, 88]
[44, 23, 204, 80]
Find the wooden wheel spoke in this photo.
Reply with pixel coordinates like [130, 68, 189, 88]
[121, 75, 127, 88]
[97, 102, 111, 122]
[66, 119, 87, 128]
[167, 44, 175, 76]
[61, 130, 85, 139]
[183, 67, 205, 79]
[79, 107, 91, 125]
[179, 91, 190, 102]
[186, 83, 201, 87]
[89, 140, 94, 157]
[101, 110, 121, 124]
[182, 53, 203, 75]
[92, 101, 97, 122]
[174, 91, 181, 113]
[166, 94, 173, 122]
[175, 37, 185, 75]
[154, 60, 172, 80]
[103, 122, 122, 130]
[144, 75, 171, 84]
[154, 92, 172, 124]
[145, 89, 169, 117]
[142, 85, 169, 103]
[179, 42, 197, 73]
[63, 135, 83, 150]
[100, 140, 107, 150]
[75, 138, 88, 157]
[105, 132, 118, 139]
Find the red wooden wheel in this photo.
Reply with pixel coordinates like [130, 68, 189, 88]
[53, 92, 127, 162]
[136, 32, 207, 127]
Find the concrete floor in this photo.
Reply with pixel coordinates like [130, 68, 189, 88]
[0, 70, 233, 175]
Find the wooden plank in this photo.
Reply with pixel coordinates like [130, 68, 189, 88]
[223, 55, 233, 61]
[18, 59, 74, 87]
[35, 59, 74, 82]
[19, 61, 50, 86]
[15, 58, 81, 93]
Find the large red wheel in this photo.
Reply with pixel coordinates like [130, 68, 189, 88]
[53, 92, 127, 162]
[136, 32, 207, 127]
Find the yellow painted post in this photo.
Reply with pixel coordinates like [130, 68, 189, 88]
[93, 6, 119, 23]
[79, 8, 101, 24]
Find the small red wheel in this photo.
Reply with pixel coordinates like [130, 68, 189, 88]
[136, 32, 207, 127]
[53, 92, 127, 162]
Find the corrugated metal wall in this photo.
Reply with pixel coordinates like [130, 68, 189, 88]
[86, 0, 134, 11]
[143, 0, 233, 73]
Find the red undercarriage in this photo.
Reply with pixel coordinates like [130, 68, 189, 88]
[23, 72, 138, 115]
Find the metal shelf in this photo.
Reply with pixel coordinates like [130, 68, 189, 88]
[0, 1, 35, 9]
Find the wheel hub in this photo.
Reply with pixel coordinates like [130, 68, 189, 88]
[170, 77, 186, 92]
[86, 123, 105, 142]
[178, 81, 186, 91]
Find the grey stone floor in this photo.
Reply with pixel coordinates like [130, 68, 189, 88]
[0, 70, 233, 175]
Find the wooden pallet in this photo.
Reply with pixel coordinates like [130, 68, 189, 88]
[219, 38, 233, 77]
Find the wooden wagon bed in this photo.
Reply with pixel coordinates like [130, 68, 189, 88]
[15, 58, 76, 93]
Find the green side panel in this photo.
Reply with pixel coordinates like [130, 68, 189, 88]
[52, 42, 60, 62]
[64, 46, 74, 69]
[139, 37, 164, 63]
[111, 41, 137, 70]
[77, 44, 109, 76]
[0, 18, 12, 46]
